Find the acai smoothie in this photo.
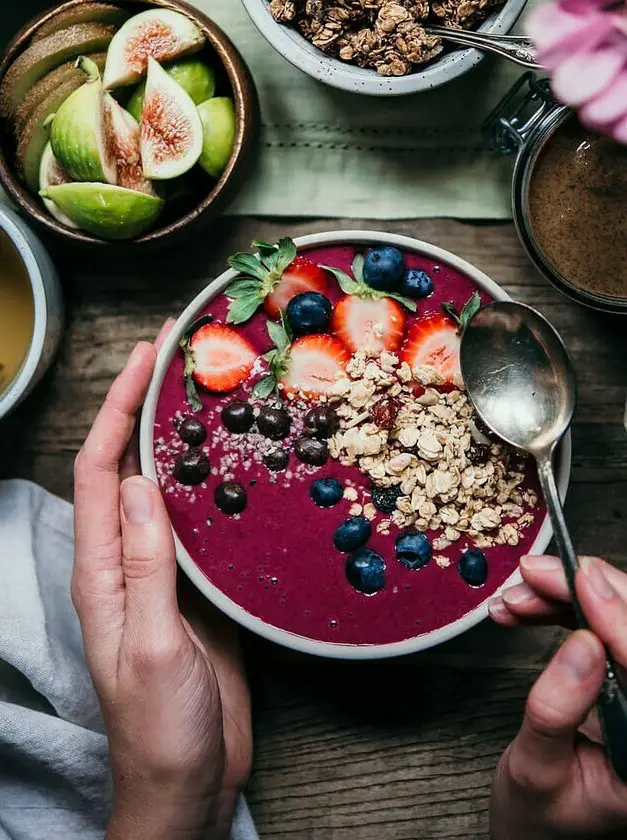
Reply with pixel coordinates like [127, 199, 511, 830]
[152, 240, 546, 646]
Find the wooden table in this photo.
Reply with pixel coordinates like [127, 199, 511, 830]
[2, 218, 626, 839]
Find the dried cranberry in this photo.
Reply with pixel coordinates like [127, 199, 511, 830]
[370, 397, 399, 430]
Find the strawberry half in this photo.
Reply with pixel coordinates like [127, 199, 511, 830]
[190, 322, 256, 394]
[331, 296, 406, 353]
[400, 313, 462, 391]
[226, 238, 328, 324]
[279, 334, 350, 400]
[263, 255, 328, 319]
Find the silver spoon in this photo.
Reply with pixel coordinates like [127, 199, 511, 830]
[424, 24, 542, 69]
[460, 300, 627, 782]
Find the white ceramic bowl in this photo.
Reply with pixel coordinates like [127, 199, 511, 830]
[140, 230, 571, 659]
[241, 0, 528, 95]
[0, 206, 63, 421]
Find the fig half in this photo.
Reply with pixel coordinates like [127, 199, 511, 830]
[140, 57, 203, 180]
[50, 56, 117, 185]
[39, 182, 164, 240]
[126, 58, 215, 123]
[103, 9, 205, 89]
[104, 94, 157, 196]
[39, 142, 79, 229]
[198, 97, 236, 178]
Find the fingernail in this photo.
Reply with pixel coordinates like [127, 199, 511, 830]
[580, 557, 615, 601]
[555, 631, 599, 682]
[488, 596, 511, 620]
[121, 478, 154, 525]
[521, 555, 562, 572]
[502, 583, 535, 606]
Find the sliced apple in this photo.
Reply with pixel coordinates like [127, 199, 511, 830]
[103, 9, 205, 89]
[140, 57, 203, 180]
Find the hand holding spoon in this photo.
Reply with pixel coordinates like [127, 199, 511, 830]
[460, 300, 627, 782]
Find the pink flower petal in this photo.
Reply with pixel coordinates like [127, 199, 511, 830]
[534, 13, 615, 69]
[579, 67, 627, 123]
[611, 113, 627, 144]
[552, 44, 626, 105]
[561, 0, 617, 13]
[526, 3, 589, 53]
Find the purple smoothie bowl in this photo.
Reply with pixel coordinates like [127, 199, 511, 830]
[139, 230, 571, 659]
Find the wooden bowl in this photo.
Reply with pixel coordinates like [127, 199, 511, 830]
[0, 0, 259, 248]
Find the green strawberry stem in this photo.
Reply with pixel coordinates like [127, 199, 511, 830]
[179, 314, 214, 413]
[321, 258, 417, 313]
[225, 237, 298, 325]
[442, 291, 482, 335]
[251, 314, 292, 400]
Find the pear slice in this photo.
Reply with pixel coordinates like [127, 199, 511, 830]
[15, 53, 107, 137]
[140, 57, 203, 180]
[50, 56, 117, 185]
[126, 58, 215, 123]
[33, 3, 128, 42]
[39, 182, 164, 240]
[103, 9, 205, 89]
[17, 77, 87, 193]
[39, 142, 79, 229]
[197, 97, 236, 178]
[0, 23, 115, 118]
[104, 94, 157, 196]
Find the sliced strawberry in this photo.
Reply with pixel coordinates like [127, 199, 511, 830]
[190, 323, 256, 393]
[399, 313, 462, 391]
[280, 335, 350, 400]
[263, 256, 328, 319]
[331, 296, 406, 353]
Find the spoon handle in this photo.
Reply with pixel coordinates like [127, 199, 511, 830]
[536, 454, 627, 782]
[423, 25, 542, 69]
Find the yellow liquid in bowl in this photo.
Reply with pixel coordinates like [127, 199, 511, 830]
[0, 230, 34, 396]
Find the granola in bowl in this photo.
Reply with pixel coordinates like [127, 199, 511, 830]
[140, 232, 569, 658]
[268, 0, 505, 76]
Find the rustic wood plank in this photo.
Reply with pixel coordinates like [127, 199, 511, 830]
[2, 218, 626, 839]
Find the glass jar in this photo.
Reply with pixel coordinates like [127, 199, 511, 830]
[485, 72, 627, 315]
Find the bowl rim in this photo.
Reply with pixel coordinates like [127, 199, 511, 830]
[0, 0, 257, 247]
[0, 205, 48, 420]
[240, 0, 528, 96]
[139, 228, 572, 660]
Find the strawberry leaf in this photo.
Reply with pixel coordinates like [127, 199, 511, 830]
[386, 292, 417, 312]
[227, 252, 266, 280]
[442, 291, 482, 335]
[178, 315, 213, 413]
[225, 279, 262, 298]
[267, 318, 291, 352]
[252, 375, 277, 400]
[352, 253, 365, 284]
[321, 265, 361, 295]
[226, 294, 263, 324]
[253, 240, 279, 259]
[274, 237, 297, 275]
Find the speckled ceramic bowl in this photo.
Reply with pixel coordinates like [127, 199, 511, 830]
[241, 0, 528, 96]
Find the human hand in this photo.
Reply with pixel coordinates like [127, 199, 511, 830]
[488, 555, 627, 839]
[72, 325, 252, 840]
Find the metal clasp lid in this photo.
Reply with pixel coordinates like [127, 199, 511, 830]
[483, 72, 557, 155]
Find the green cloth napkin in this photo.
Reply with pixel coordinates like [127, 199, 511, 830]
[2, 0, 536, 219]
[202, 0, 536, 219]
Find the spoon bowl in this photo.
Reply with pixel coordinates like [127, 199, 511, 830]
[460, 301, 576, 458]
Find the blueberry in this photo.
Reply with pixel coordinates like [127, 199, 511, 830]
[345, 548, 386, 594]
[310, 477, 343, 507]
[221, 400, 254, 434]
[177, 417, 207, 445]
[286, 292, 332, 336]
[399, 269, 434, 299]
[333, 516, 372, 552]
[371, 484, 403, 514]
[458, 549, 488, 587]
[363, 247, 405, 291]
[396, 532, 432, 570]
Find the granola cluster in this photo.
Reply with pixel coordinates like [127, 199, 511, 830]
[269, 0, 504, 76]
[325, 349, 537, 549]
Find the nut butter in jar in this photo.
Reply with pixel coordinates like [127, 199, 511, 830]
[486, 73, 627, 314]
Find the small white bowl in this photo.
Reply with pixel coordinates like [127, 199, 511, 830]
[241, 0, 528, 96]
[140, 230, 571, 659]
[0, 206, 63, 421]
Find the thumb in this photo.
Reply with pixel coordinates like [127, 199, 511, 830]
[120, 476, 184, 644]
[506, 630, 606, 792]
